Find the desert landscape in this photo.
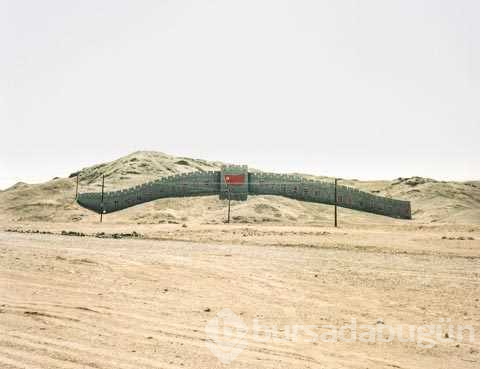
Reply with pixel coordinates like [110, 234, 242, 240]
[3, 0, 478, 367]
[0, 151, 479, 368]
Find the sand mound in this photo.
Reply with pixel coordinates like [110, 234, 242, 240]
[0, 151, 479, 225]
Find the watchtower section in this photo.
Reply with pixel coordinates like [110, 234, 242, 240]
[219, 165, 248, 201]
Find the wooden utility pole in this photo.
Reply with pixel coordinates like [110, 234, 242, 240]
[334, 178, 338, 227]
[227, 185, 231, 224]
[75, 174, 79, 199]
[100, 175, 105, 223]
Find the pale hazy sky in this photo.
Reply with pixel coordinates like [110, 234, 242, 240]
[1, 0, 478, 189]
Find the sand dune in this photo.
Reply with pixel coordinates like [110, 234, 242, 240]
[1, 151, 479, 225]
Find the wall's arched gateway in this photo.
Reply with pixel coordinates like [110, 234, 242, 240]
[77, 166, 411, 219]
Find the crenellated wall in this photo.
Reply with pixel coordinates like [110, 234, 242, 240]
[77, 170, 411, 219]
[248, 172, 411, 219]
[77, 171, 220, 213]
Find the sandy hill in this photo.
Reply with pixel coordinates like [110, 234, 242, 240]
[1, 151, 479, 225]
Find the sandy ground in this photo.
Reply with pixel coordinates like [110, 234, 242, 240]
[0, 221, 479, 368]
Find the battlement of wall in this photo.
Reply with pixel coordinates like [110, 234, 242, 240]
[77, 171, 220, 214]
[248, 172, 411, 219]
[77, 170, 411, 219]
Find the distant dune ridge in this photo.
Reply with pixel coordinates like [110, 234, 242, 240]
[1, 151, 479, 225]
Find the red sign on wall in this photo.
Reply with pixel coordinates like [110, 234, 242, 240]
[224, 174, 245, 185]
